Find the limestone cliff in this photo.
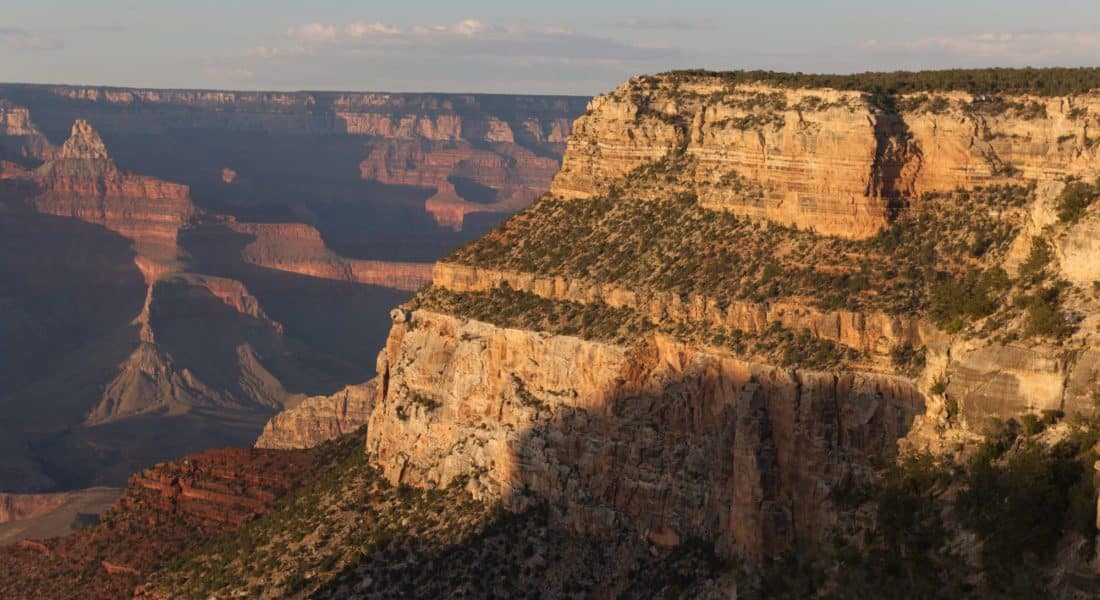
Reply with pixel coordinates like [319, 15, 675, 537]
[551, 75, 1100, 238]
[255, 379, 376, 449]
[368, 309, 920, 558]
[363, 71, 1100, 567]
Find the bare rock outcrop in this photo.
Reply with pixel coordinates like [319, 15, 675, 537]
[367, 310, 922, 559]
[255, 379, 377, 449]
[551, 75, 1100, 238]
[227, 220, 432, 290]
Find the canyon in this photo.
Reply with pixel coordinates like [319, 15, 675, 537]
[0, 83, 584, 527]
[348, 70, 1100, 594]
[3, 69, 1100, 598]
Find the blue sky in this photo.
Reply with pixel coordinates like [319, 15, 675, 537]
[2, 1, 1099, 95]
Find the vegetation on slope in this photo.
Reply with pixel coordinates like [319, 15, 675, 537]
[753, 414, 1100, 598]
[446, 186, 1024, 319]
[142, 412, 1100, 599]
[411, 285, 860, 371]
[661, 67, 1100, 96]
[145, 427, 738, 599]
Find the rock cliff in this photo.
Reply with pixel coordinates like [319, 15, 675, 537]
[368, 310, 920, 558]
[363, 71, 1100, 565]
[255, 379, 377, 449]
[551, 75, 1100, 238]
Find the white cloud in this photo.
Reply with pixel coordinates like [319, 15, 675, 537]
[447, 19, 488, 37]
[257, 18, 677, 67]
[214, 17, 684, 94]
[0, 27, 62, 51]
[287, 23, 338, 43]
[867, 30, 1100, 64]
[345, 21, 400, 38]
[609, 17, 710, 31]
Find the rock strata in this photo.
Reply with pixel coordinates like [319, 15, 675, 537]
[255, 379, 377, 449]
[367, 310, 922, 558]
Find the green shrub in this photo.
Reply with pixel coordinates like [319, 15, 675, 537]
[928, 267, 1010, 332]
[1018, 237, 1053, 282]
[664, 67, 1100, 96]
[958, 439, 1096, 592]
[1022, 286, 1071, 338]
[1056, 178, 1099, 223]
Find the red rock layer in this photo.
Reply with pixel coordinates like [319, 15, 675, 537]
[0, 446, 324, 599]
[25, 120, 195, 275]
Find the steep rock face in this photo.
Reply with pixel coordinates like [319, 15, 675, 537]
[902, 93, 1100, 193]
[1057, 211, 1100, 286]
[551, 82, 894, 238]
[551, 76, 1100, 238]
[367, 310, 922, 558]
[255, 379, 376, 449]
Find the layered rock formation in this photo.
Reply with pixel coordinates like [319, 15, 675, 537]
[29, 119, 195, 275]
[369, 310, 920, 557]
[551, 75, 1100, 238]
[0, 443, 331, 599]
[362, 71, 1100, 565]
[360, 140, 562, 228]
[227, 220, 431, 291]
[0, 83, 586, 237]
[255, 379, 377, 449]
[0, 112, 428, 493]
[0, 100, 53, 165]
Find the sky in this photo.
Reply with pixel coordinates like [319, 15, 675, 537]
[2, 1, 1100, 96]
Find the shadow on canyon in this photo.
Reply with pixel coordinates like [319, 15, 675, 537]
[314, 357, 924, 596]
[3, 88, 520, 262]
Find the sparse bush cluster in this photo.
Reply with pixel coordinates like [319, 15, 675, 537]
[1056, 177, 1100, 224]
[928, 267, 1010, 333]
[446, 185, 1025, 323]
[662, 67, 1100, 96]
[411, 286, 861, 371]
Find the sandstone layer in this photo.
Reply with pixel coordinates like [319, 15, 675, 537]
[551, 76, 1100, 238]
[255, 379, 377, 449]
[227, 220, 432, 291]
[368, 309, 921, 558]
